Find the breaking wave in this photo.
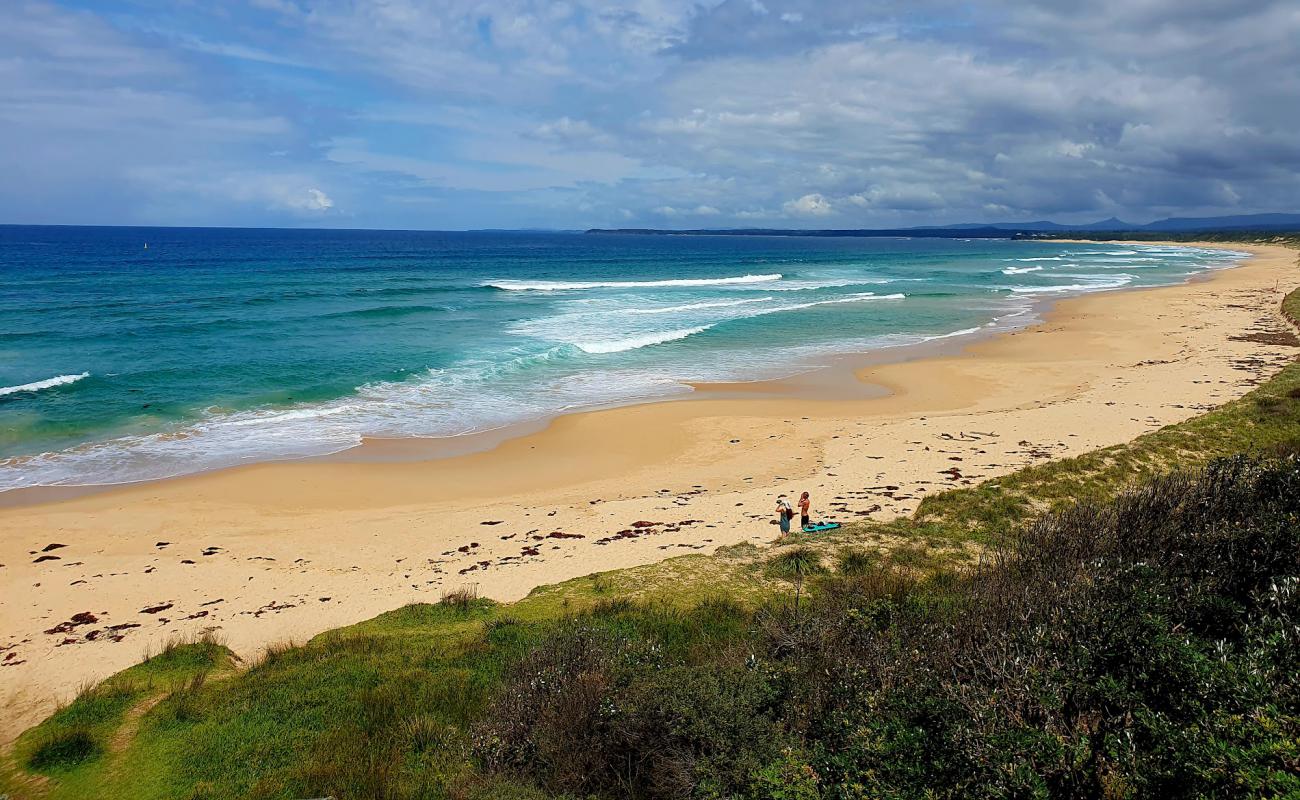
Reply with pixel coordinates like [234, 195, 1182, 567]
[575, 325, 715, 354]
[0, 372, 90, 397]
[486, 274, 782, 291]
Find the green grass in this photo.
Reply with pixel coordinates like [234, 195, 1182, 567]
[3, 267, 1296, 800]
[3, 637, 230, 798]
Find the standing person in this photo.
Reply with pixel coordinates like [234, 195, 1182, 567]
[776, 495, 793, 536]
[799, 492, 811, 530]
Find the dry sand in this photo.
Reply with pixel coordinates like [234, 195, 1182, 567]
[1, 242, 1296, 740]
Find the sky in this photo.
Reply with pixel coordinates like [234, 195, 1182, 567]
[1, 1, 1297, 230]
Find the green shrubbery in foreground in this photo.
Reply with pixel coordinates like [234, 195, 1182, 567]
[478, 455, 1300, 799]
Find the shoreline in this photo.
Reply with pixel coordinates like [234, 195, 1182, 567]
[1, 241, 1296, 741]
[0, 242, 1232, 509]
[0, 297, 1006, 509]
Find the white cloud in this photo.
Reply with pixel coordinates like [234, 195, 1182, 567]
[782, 193, 833, 216]
[292, 187, 334, 212]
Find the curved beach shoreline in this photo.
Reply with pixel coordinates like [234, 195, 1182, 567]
[1, 241, 1296, 740]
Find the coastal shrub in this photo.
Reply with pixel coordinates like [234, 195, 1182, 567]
[249, 639, 298, 673]
[589, 596, 635, 616]
[439, 585, 479, 612]
[26, 728, 99, 772]
[605, 664, 785, 798]
[474, 623, 622, 792]
[832, 545, 875, 575]
[692, 594, 747, 622]
[154, 673, 210, 727]
[476, 650, 786, 798]
[884, 541, 930, 569]
[763, 546, 825, 610]
[475, 455, 1300, 799]
[748, 750, 821, 800]
[715, 540, 760, 558]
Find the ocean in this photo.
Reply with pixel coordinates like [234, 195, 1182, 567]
[0, 226, 1246, 492]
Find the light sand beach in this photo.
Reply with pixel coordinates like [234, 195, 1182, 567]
[1, 241, 1296, 741]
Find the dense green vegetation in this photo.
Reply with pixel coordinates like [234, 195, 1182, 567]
[478, 456, 1300, 799]
[3, 261, 1297, 800]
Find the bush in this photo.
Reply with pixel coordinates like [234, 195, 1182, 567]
[26, 728, 99, 772]
[440, 585, 479, 612]
[474, 624, 622, 791]
[833, 546, 876, 575]
[474, 456, 1300, 798]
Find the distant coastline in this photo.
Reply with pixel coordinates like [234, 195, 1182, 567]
[586, 211, 1300, 239]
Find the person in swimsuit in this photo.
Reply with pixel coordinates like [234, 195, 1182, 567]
[776, 495, 793, 535]
[799, 492, 811, 530]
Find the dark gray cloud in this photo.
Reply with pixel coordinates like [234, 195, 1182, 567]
[565, 0, 1300, 225]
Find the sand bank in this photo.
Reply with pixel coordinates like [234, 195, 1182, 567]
[1, 242, 1296, 740]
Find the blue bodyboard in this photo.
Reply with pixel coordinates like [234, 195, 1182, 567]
[801, 522, 841, 533]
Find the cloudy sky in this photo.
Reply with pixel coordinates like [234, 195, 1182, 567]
[2, 1, 1297, 229]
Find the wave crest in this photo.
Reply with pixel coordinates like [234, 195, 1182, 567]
[0, 372, 90, 397]
[1008, 275, 1133, 294]
[575, 326, 715, 354]
[485, 274, 782, 291]
[624, 298, 772, 315]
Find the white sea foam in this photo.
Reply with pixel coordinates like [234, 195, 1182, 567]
[575, 325, 715, 354]
[1008, 275, 1133, 294]
[1001, 265, 1043, 275]
[223, 405, 352, 427]
[513, 292, 906, 349]
[923, 327, 982, 341]
[0, 372, 89, 397]
[624, 298, 772, 315]
[1011, 256, 1064, 262]
[762, 278, 895, 291]
[760, 292, 906, 314]
[486, 274, 782, 291]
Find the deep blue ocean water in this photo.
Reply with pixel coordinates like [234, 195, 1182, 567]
[0, 226, 1246, 491]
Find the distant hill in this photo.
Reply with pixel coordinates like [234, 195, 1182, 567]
[588, 212, 1300, 238]
[913, 217, 1137, 232]
[1141, 213, 1300, 231]
[918, 212, 1300, 233]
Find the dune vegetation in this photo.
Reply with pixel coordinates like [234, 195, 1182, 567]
[3, 259, 1298, 800]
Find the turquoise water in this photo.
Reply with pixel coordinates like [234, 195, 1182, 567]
[0, 226, 1246, 491]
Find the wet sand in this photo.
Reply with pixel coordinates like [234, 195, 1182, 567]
[1, 241, 1296, 741]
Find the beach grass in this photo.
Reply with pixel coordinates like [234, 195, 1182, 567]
[3, 266, 1297, 800]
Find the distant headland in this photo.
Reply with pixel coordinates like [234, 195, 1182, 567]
[587, 212, 1300, 238]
